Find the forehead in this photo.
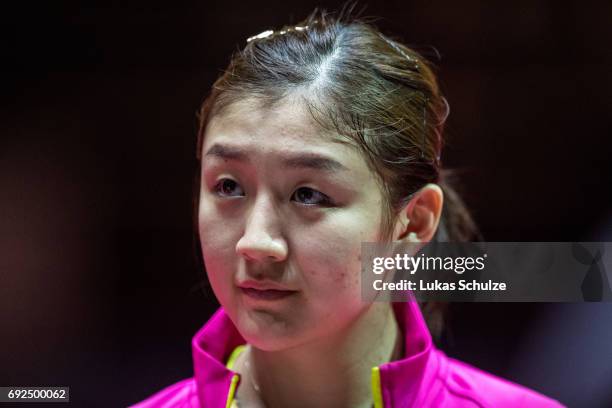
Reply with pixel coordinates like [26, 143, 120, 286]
[202, 96, 359, 161]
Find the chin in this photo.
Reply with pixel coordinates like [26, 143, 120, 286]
[245, 335, 290, 352]
[235, 309, 304, 351]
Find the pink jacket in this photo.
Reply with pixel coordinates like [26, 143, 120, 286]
[131, 301, 564, 407]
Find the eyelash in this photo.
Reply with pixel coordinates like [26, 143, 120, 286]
[212, 178, 334, 207]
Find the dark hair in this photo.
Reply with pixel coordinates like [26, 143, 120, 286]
[192, 8, 481, 337]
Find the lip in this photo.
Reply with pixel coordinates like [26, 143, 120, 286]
[237, 280, 298, 301]
[237, 280, 296, 291]
[239, 287, 298, 301]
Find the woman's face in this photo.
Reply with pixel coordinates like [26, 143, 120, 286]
[198, 97, 387, 351]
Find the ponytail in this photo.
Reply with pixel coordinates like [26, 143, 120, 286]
[421, 170, 482, 340]
[436, 169, 482, 243]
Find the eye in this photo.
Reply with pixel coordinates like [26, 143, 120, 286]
[292, 187, 333, 206]
[214, 178, 245, 198]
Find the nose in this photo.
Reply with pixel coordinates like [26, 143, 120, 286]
[235, 194, 288, 263]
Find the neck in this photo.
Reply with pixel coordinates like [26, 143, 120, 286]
[237, 303, 403, 408]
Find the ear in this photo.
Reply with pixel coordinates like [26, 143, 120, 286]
[392, 183, 444, 243]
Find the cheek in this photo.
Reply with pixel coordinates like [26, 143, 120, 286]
[298, 209, 381, 294]
[198, 201, 239, 294]
[296, 236, 368, 333]
[198, 196, 238, 253]
[303, 240, 356, 290]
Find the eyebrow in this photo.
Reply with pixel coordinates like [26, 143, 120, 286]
[204, 143, 349, 172]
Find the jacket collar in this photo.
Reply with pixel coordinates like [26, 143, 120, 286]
[192, 300, 434, 408]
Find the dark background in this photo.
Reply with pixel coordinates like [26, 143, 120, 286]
[2, 1, 611, 406]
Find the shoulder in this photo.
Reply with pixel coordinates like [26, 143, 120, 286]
[434, 354, 564, 408]
[129, 378, 199, 408]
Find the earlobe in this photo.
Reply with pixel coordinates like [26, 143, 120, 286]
[407, 232, 419, 243]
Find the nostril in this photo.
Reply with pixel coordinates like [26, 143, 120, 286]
[241, 252, 256, 262]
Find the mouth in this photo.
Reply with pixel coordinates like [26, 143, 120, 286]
[239, 287, 298, 301]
